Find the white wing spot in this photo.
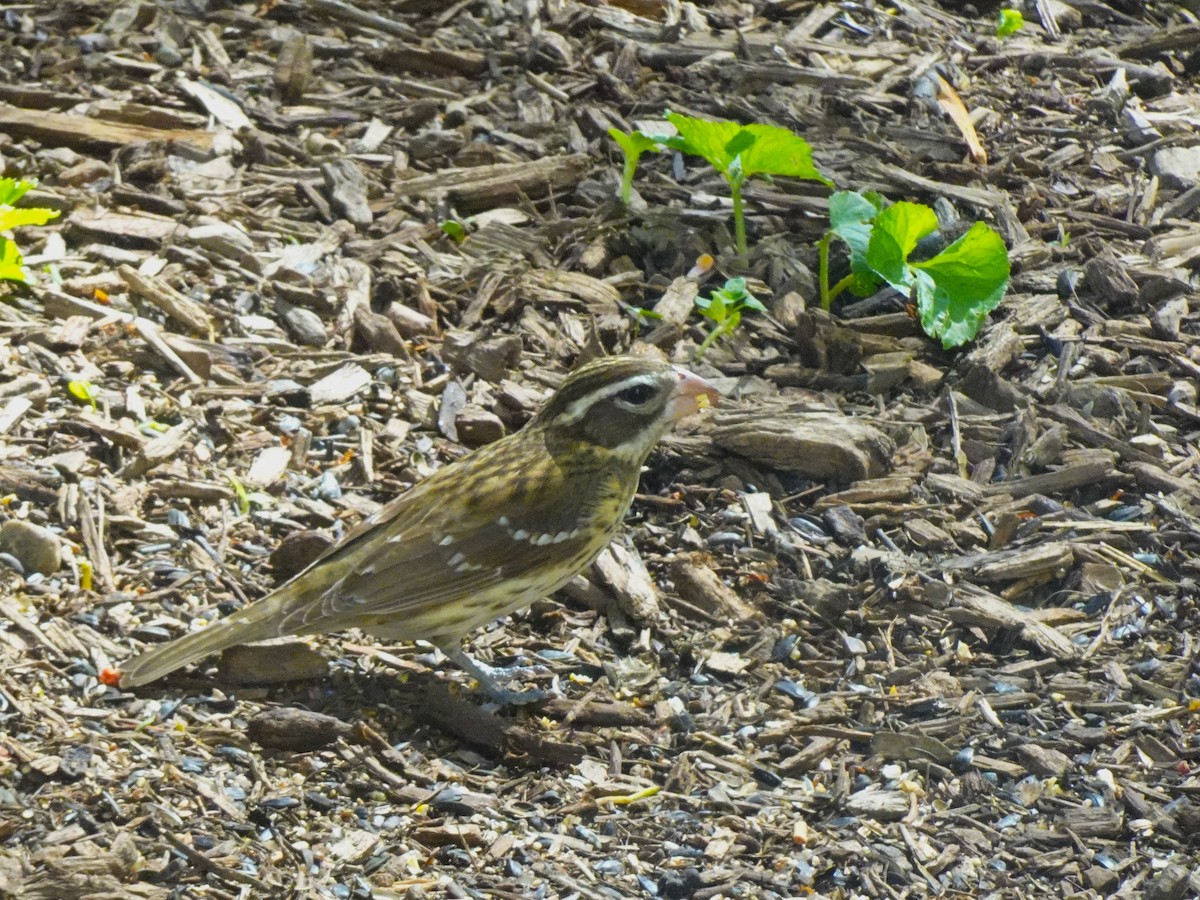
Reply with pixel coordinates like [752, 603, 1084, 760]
[498, 515, 510, 527]
[438, 535, 454, 546]
[535, 533, 554, 546]
[512, 529, 529, 541]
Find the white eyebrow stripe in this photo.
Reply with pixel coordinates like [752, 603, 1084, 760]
[559, 374, 661, 424]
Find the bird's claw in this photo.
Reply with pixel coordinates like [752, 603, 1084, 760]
[483, 685, 552, 706]
[441, 646, 554, 706]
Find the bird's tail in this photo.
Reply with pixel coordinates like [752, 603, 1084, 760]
[119, 594, 287, 688]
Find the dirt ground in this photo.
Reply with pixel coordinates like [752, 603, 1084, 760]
[1, 1, 1200, 898]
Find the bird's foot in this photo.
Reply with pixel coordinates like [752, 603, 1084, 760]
[480, 683, 552, 706]
[441, 646, 554, 706]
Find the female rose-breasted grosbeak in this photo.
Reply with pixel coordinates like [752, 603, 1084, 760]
[120, 354, 718, 702]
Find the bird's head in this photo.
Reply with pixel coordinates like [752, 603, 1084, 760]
[531, 355, 719, 461]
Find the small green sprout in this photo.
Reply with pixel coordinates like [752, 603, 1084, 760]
[607, 114, 831, 255]
[663, 112, 832, 255]
[608, 128, 664, 207]
[227, 474, 251, 516]
[0, 178, 60, 283]
[693, 277, 766, 358]
[623, 304, 662, 324]
[67, 380, 99, 411]
[818, 190, 1011, 349]
[440, 219, 468, 243]
[621, 303, 663, 337]
[818, 190, 887, 307]
[996, 9, 1024, 38]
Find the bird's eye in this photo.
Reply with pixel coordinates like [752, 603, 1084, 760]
[616, 383, 656, 405]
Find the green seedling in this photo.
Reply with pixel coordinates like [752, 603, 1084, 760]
[694, 276, 766, 358]
[67, 380, 99, 411]
[624, 303, 662, 324]
[819, 190, 1010, 349]
[607, 114, 831, 254]
[608, 128, 665, 207]
[662, 112, 831, 255]
[440, 219, 468, 243]
[0, 178, 60, 283]
[996, 9, 1024, 38]
[818, 190, 887, 308]
[227, 474, 251, 516]
[621, 303, 663, 338]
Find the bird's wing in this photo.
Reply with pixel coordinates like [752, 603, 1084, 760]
[270, 437, 617, 635]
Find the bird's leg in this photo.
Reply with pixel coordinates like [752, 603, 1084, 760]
[440, 644, 551, 706]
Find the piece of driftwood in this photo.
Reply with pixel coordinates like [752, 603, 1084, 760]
[0, 101, 215, 150]
[712, 408, 895, 481]
[928, 583, 1080, 661]
[414, 684, 584, 765]
[670, 554, 764, 623]
[391, 155, 591, 212]
[118, 265, 215, 337]
[941, 541, 1075, 581]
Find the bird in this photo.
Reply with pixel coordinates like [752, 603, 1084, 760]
[120, 354, 719, 703]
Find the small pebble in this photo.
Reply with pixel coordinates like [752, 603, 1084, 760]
[248, 707, 354, 752]
[217, 640, 328, 685]
[0, 520, 62, 576]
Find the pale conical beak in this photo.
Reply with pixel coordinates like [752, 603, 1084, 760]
[665, 366, 720, 422]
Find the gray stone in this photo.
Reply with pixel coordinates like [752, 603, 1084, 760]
[217, 640, 328, 685]
[0, 520, 62, 576]
[281, 304, 327, 347]
[1151, 146, 1200, 190]
[456, 406, 506, 447]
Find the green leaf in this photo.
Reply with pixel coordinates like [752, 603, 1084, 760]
[716, 276, 748, 299]
[828, 190, 883, 232]
[663, 112, 744, 175]
[0, 238, 25, 282]
[609, 128, 667, 205]
[865, 201, 939, 290]
[0, 178, 34, 207]
[440, 220, 466, 242]
[695, 276, 766, 328]
[827, 191, 885, 295]
[912, 222, 1011, 348]
[996, 9, 1024, 38]
[625, 305, 663, 321]
[67, 380, 99, 410]
[737, 123, 832, 185]
[663, 113, 831, 186]
[0, 178, 58, 283]
[227, 474, 251, 516]
[0, 207, 60, 230]
[700, 290, 728, 323]
[608, 127, 662, 160]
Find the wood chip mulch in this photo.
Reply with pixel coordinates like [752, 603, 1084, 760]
[1, 1, 1199, 897]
